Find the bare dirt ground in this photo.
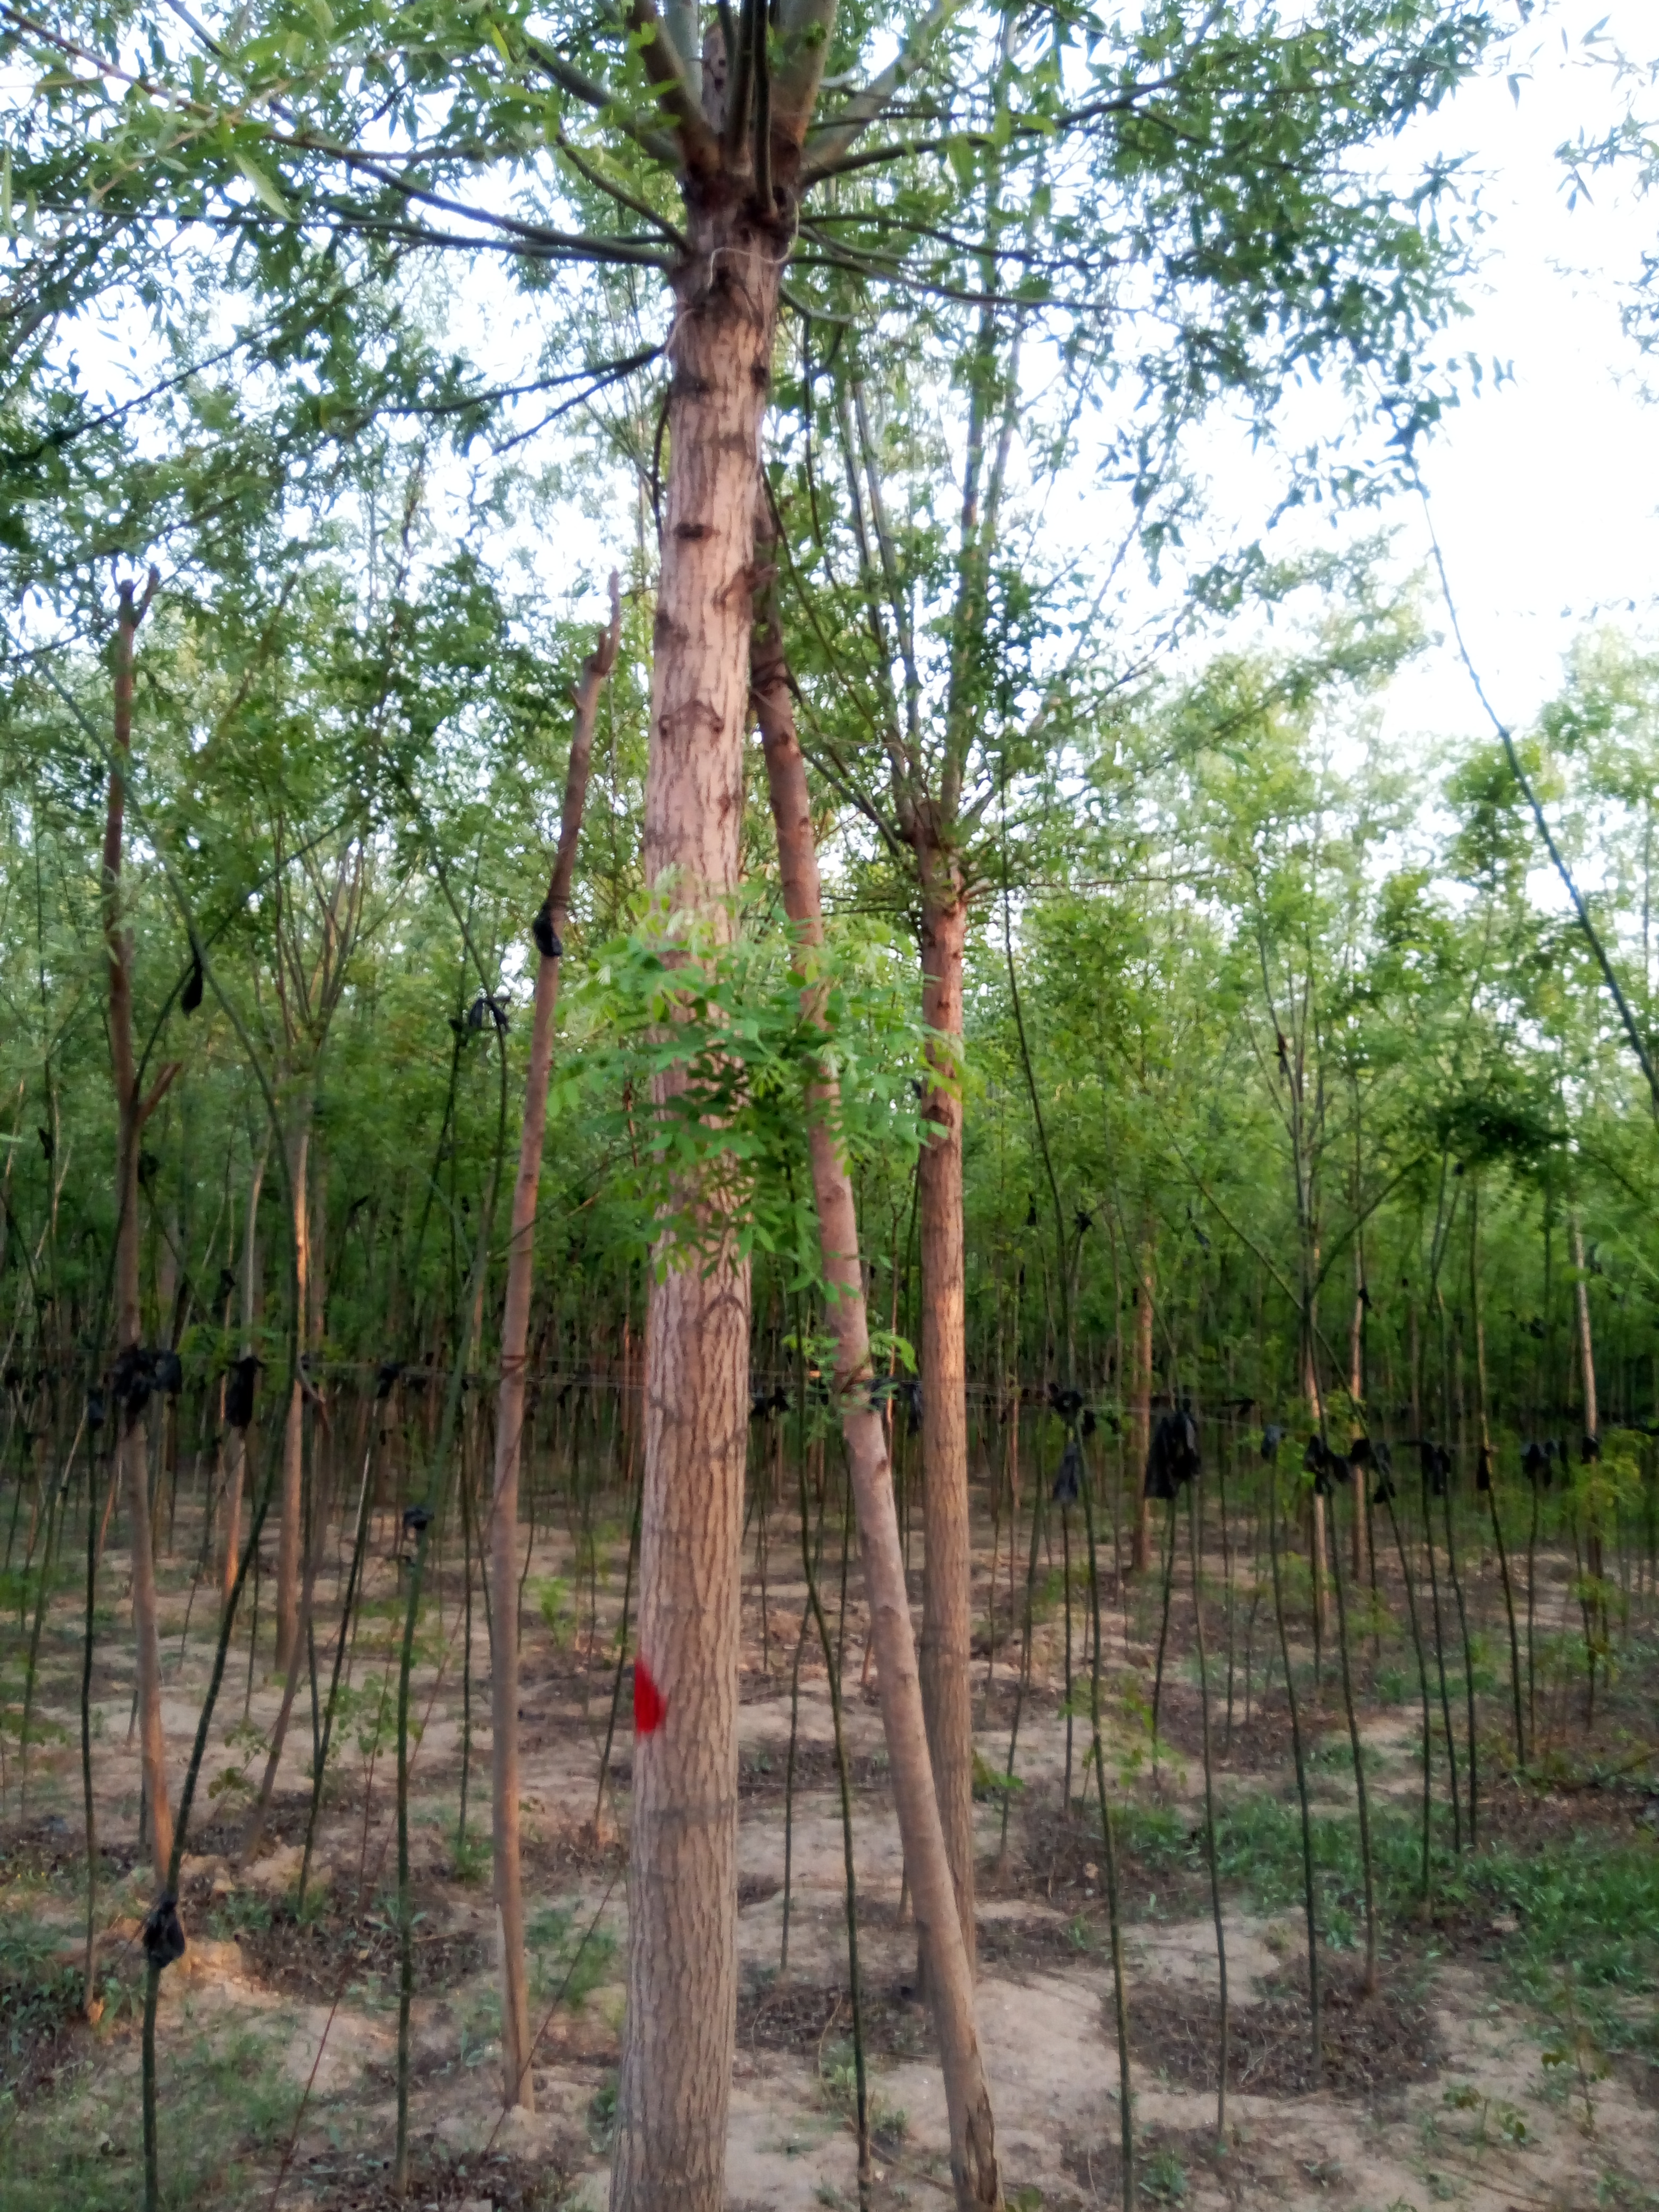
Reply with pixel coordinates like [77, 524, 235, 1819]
[4, 1482, 1658, 2211]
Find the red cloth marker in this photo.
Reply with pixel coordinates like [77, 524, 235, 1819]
[633, 1656, 666, 1736]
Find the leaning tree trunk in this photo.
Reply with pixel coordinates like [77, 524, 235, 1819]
[101, 570, 179, 1883]
[916, 854, 977, 1979]
[754, 548, 1003, 2208]
[609, 198, 779, 2212]
[1571, 1210, 1604, 1588]
[490, 576, 619, 2115]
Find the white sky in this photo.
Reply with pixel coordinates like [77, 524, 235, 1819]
[1331, 0, 1658, 750]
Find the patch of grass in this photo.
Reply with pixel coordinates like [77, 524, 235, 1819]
[0, 1917, 84, 2096]
[0, 1562, 69, 1633]
[526, 1901, 616, 2010]
[1142, 2143, 1188, 2202]
[1120, 1784, 1394, 1949]
[290, 1879, 332, 1929]
[2, 2014, 300, 2211]
[819, 2040, 907, 2152]
[1477, 1834, 1659, 2033]
[204, 1889, 272, 1941]
[1120, 1777, 1659, 2057]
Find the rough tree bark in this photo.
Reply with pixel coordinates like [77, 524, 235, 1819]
[101, 569, 181, 1883]
[609, 188, 781, 2212]
[490, 576, 620, 2115]
[753, 538, 1004, 2208]
[916, 854, 977, 1978]
[606, 0, 964, 2189]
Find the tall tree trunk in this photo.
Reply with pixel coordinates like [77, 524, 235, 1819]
[610, 198, 778, 2212]
[1130, 1240, 1155, 1572]
[916, 853, 977, 1977]
[275, 1109, 312, 1675]
[309, 1131, 329, 1512]
[102, 570, 178, 1884]
[753, 560, 1003, 2208]
[490, 578, 619, 2115]
[222, 1136, 267, 1610]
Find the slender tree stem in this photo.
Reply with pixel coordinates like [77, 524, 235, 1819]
[1268, 1456, 1321, 2072]
[1188, 1472, 1229, 2137]
[1080, 1444, 1135, 2209]
[1328, 1484, 1377, 1993]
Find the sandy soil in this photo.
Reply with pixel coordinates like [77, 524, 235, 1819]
[4, 1495, 1657, 2212]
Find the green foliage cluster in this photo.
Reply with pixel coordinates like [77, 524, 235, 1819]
[527, 1901, 618, 2011]
[558, 895, 935, 1281]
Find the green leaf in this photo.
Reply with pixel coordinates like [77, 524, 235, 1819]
[233, 151, 291, 219]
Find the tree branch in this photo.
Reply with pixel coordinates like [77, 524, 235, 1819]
[799, 0, 970, 184]
[552, 132, 688, 247]
[137, 1060, 185, 1130]
[627, 0, 724, 178]
[770, 0, 836, 148]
